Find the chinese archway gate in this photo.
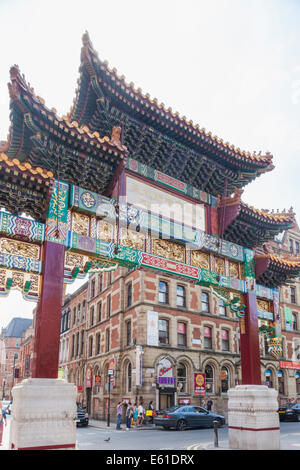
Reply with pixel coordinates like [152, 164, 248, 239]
[1, 34, 299, 450]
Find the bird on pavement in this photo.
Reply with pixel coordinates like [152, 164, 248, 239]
[104, 437, 110, 442]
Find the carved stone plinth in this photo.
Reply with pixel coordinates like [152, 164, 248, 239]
[228, 385, 280, 450]
[9, 378, 77, 450]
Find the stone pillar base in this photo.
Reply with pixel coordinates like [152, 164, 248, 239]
[228, 385, 280, 450]
[9, 378, 77, 450]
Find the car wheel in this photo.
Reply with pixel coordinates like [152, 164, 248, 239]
[297, 415, 300, 422]
[176, 419, 186, 431]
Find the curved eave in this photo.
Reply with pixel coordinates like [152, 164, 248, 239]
[222, 202, 295, 248]
[255, 254, 300, 288]
[7, 65, 127, 162]
[0, 153, 54, 220]
[70, 33, 274, 176]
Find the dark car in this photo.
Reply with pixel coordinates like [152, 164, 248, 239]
[75, 404, 89, 427]
[278, 403, 300, 422]
[154, 405, 225, 431]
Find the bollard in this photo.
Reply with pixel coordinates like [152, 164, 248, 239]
[213, 420, 219, 448]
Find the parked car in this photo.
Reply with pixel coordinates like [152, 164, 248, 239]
[154, 405, 225, 431]
[75, 404, 89, 427]
[278, 403, 300, 422]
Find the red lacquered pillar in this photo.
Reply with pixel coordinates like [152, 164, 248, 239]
[32, 241, 65, 378]
[240, 291, 262, 385]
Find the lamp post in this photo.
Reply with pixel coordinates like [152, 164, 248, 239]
[106, 373, 111, 427]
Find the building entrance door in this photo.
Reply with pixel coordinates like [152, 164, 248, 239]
[159, 392, 174, 410]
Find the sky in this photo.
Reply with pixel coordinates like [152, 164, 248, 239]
[0, 0, 299, 330]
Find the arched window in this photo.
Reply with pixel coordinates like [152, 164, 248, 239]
[97, 302, 102, 323]
[89, 336, 93, 357]
[221, 366, 230, 393]
[90, 306, 94, 327]
[265, 368, 274, 388]
[96, 333, 101, 355]
[126, 363, 132, 393]
[205, 365, 214, 394]
[278, 370, 285, 395]
[177, 362, 187, 394]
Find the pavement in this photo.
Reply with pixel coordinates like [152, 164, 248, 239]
[88, 419, 300, 450]
[88, 418, 157, 431]
[1, 417, 299, 450]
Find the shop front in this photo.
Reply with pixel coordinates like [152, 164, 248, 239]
[156, 357, 177, 409]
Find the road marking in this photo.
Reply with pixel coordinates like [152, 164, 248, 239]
[187, 443, 209, 450]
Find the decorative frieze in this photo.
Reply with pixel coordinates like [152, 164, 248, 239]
[0, 212, 44, 243]
[0, 268, 40, 301]
[126, 157, 218, 209]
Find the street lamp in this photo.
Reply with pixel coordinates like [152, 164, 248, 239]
[106, 373, 111, 427]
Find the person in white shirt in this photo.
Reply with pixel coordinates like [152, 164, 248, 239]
[137, 404, 144, 426]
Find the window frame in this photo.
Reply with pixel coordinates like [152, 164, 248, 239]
[159, 281, 169, 304]
[158, 318, 169, 345]
[201, 292, 210, 313]
[176, 285, 186, 308]
[177, 321, 187, 347]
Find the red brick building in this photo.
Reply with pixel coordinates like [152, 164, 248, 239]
[0, 317, 32, 400]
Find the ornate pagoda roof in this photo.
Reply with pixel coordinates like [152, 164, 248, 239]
[6, 65, 127, 196]
[68, 32, 274, 197]
[218, 188, 295, 248]
[0, 151, 53, 220]
[255, 253, 300, 288]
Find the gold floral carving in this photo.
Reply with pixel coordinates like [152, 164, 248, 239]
[0, 238, 40, 259]
[97, 221, 113, 242]
[121, 228, 145, 251]
[257, 299, 270, 311]
[152, 239, 185, 262]
[229, 261, 239, 278]
[12, 271, 25, 290]
[191, 251, 210, 269]
[29, 274, 39, 293]
[0, 269, 6, 287]
[214, 257, 225, 275]
[65, 251, 85, 268]
[72, 212, 90, 236]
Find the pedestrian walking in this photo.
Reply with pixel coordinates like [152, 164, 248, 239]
[137, 403, 144, 426]
[116, 401, 123, 430]
[206, 398, 213, 411]
[126, 402, 133, 430]
[0, 402, 7, 446]
[132, 403, 138, 426]
[147, 400, 154, 424]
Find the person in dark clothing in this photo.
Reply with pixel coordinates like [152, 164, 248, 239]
[206, 399, 213, 411]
